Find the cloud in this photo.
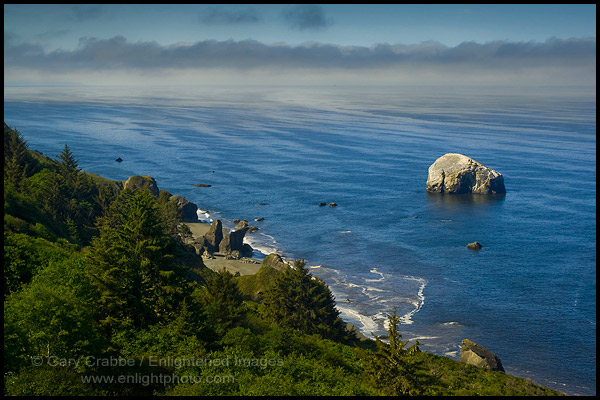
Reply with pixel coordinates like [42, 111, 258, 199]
[282, 4, 333, 30]
[32, 29, 70, 41]
[67, 5, 104, 22]
[3, 35, 595, 86]
[200, 6, 260, 24]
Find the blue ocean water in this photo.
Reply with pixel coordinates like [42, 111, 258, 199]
[4, 85, 596, 395]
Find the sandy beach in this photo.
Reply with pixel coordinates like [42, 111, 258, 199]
[183, 222, 263, 276]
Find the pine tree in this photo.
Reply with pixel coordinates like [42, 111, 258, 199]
[367, 308, 422, 395]
[195, 268, 245, 338]
[57, 144, 79, 187]
[87, 188, 190, 335]
[4, 124, 30, 189]
[261, 259, 348, 340]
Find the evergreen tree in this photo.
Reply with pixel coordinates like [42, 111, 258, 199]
[87, 188, 190, 335]
[4, 124, 30, 189]
[57, 144, 79, 184]
[260, 259, 348, 341]
[195, 268, 245, 338]
[366, 308, 421, 395]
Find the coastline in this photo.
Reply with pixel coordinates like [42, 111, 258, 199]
[185, 221, 372, 342]
[183, 222, 263, 276]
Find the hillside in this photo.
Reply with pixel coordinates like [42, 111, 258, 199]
[3, 122, 563, 396]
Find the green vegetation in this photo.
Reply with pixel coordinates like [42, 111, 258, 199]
[3, 122, 563, 396]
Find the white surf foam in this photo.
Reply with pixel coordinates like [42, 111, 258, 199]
[337, 305, 379, 335]
[398, 276, 426, 325]
[442, 321, 463, 327]
[410, 335, 441, 341]
[196, 209, 213, 223]
[365, 268, 385, 282]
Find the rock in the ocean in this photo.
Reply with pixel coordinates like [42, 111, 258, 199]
[169, 195, 199, 222]
[426, 153, 505, 194]
[115, 157, 123, 162]
[329, 202, 338, 207]
[123, 175, 160, 196]
[466, 241, 483, 250]
[194, 183, 212, 187]
[318, 202, 327, 207]
[460, 338, 505, 372]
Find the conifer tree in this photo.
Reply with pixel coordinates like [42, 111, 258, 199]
[261, 259, 348, 341]
[57, 144, 79, 187]
[367, 308, 421, 395]
[4, 124, 30, 189]
[196, 268, 245, 338]
[87, 188, 190, 335]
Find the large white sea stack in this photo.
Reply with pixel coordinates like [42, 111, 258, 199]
[426, 153, 506, 194]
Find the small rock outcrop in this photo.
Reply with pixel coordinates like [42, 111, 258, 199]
[466, 241, 483, 250]
[122, 175, 160, 196]
[460, 339, 505, 372]
[426, 153, 505, 194]
[219, 220, 253, 259]
[262, 253, 290, 272]
[202, 219, 224, 254]
[169, 195, 199, 222]
[115, 157, 123, 162]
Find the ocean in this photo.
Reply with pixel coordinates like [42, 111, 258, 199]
[4, 85, 596, 395]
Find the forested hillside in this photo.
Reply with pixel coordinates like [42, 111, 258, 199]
[3, 122, 562, 396]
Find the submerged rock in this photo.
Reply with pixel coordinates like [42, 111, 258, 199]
[460, 338, 505, 372]
[426, 153, 505, 194]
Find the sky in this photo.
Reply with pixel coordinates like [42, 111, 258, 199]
[3, 4, 596, 86]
